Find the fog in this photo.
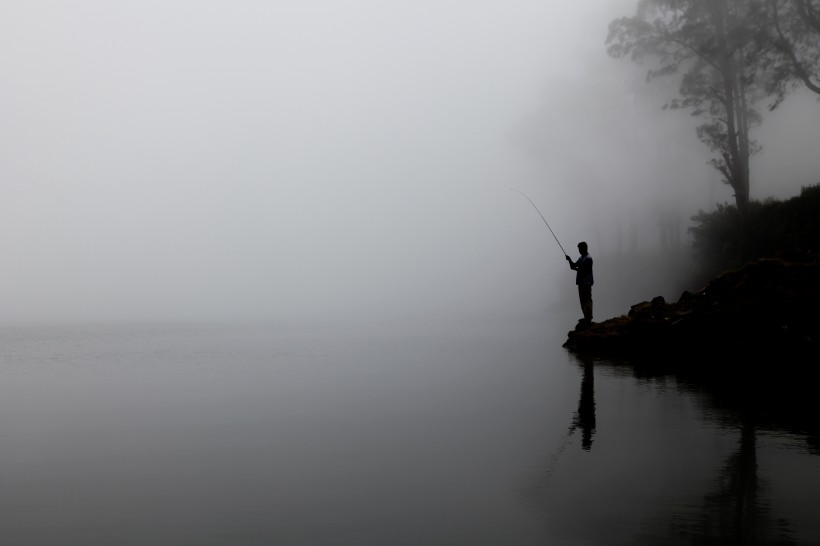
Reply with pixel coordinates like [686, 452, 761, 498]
[3, 0, 819, 324]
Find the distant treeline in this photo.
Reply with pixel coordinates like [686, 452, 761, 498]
[688, 183, 820, 280]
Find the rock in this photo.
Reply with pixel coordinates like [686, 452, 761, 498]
[562, 252, 820, 362]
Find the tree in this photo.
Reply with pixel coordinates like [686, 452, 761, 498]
[607, 0, 772, 209]
[764, 0, 820, 104]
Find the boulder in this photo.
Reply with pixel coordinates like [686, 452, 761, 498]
[562, 252, 820, 363]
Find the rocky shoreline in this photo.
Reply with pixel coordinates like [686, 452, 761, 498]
[562, 251, 820, 364]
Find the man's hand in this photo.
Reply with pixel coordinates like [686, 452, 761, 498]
[565, 255, 571, 262]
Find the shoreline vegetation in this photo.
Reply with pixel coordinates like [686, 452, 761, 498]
[563, 249, 820, 361]
[561, 185, 820, 449]
[563, 183, 820, 365]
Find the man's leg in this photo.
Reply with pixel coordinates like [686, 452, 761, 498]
[579, 285, 593, 321]
[582, 298, 593, 321]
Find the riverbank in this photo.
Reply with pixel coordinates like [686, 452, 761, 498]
[562, 250, 820, 364]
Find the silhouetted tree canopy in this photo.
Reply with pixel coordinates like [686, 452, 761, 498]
[763, 0, 820, 103]
[607, 0, 772, 210]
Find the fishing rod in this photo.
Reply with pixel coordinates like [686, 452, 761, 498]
[510, 189, 568, 257]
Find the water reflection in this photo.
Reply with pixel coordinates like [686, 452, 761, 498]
[561, 350, 818, 545]
[590, 351, 820, 451]
[670, 415, 803, 544]
[571, 356, 596, 451]
[525, 354, 598, 501]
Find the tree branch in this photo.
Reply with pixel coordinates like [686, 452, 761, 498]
[770, 0, 820, 94]
[796, 0, 820, 34]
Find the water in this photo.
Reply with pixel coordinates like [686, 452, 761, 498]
[1, 318, 818, 545]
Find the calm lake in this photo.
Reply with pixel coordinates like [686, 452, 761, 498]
[1, 318, 818, 545]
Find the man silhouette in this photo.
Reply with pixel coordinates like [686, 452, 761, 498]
[566, 241, 593, 323]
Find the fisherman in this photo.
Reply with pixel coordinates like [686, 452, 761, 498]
[566, 242, 593, 323]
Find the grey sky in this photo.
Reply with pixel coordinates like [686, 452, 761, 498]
[2, 1, 819, 323]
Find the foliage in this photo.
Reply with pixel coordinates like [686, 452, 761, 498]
[688, 182, 820, 278]
[607, 0, 773, 209]
[762, 0, 820, 104]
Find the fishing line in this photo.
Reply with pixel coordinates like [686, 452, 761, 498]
[509, 189, 568, 257]
[541, 423, 578, 484]
[541, 360, 596, 486]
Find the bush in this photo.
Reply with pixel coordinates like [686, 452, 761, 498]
[689, 183, 820, 279]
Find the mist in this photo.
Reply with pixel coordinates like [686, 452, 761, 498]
[3, 0, 819, 324]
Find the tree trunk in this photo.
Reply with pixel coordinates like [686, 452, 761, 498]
[712, 0, 752, 209]
[734, 76, 751, 208]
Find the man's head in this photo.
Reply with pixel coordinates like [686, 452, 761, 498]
[577, 241, 588, 255]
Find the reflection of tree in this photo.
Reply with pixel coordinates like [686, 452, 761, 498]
[701, 418, 764, 543]
[670, 415, 797, 544]
[555, 353, 814, 544]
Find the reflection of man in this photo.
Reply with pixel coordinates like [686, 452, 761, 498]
[573, 359, 596, 451]
[566, 241, 594, 323]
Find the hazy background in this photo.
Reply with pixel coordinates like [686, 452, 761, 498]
[3, 0, 819, 324]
